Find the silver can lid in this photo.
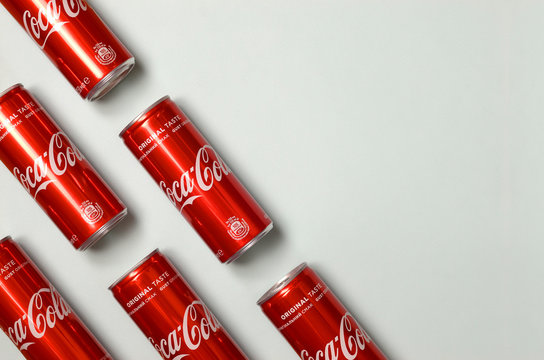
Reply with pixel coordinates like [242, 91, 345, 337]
[0, 83, 23, 100]
[108, 248, 160, 290]
[86, 58, 135, 101]
[257, 262, 308, 305]
[119, 95, 170, 137]
[0, 235, 12, 245]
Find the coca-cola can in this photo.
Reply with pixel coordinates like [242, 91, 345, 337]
[0, 84, 127, 250]
[109, 249, 248, 359]
[0, 235, 112, 359]
[258, 263, 388, 360]
[119, 96, 273, 263]
[0, 0, 134, 101]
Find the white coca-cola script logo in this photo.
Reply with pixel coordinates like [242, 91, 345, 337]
[160, 145, 231, 211]
[12, 131, 84, 199]
[7, 285, 72, 352]
[149, 300, 222, 359]
[300, 313, 373, 360]
[23, 0, 88, 49]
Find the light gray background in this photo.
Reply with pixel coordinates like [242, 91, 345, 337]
[0, 1, 543, 359]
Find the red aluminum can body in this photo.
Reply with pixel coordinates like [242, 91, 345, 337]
[258, 263, 388, 360]
[0, 0, 134, 101]
[120, 96, 273, 263]
[109, 249, 248, 359]
[0, 236, 111, 360]
[0, 84, 127, 250]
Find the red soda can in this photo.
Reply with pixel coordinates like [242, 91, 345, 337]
[0, 235, 112, 359]
[0, 0, 134, 101]
[119, 96, 273, 263]
[0, 84, 127, 250]
[258, 263, 388, 360]
[109, 249, 248, 359]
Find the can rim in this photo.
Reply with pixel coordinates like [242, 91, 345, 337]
[108, 248, 160, 290]
[257, 262, 308, 305]
[0, 83, 23, 101]
[86, 57, 135, 101]
[224, 222, 273, 264]
[0, 235, 12, 244]
[119, 95, 171, 137]
[78, 208, 128, 251]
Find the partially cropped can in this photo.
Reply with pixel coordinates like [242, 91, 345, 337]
[0, 0, 134, 100]
[120, 96, 273, 263]
[258, 263, 388, 360]
[109, 249, 248, 359]
[0, 236, 112, 359]
[0, 84, 126, 250]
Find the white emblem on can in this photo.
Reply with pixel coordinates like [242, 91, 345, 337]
[226, 216, 250, 240]
[93, 42, 116, 65]
[80, 200, 103, 224]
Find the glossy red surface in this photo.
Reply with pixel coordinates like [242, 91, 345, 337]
[0, 0, 133, 100]
[120, 97, 273, 263]
[109, 249, 248, 359]
[0, 236, 111, 360]
[259, 264, 388, 360]
[0, 84, 126, 250]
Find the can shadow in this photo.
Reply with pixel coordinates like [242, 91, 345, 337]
[170, 98, 286, 266]
[164, 254, 260, 360]
[231, 222, 285, 266]
[87, 4, 147, 106]
[312, 263, 397, 360]
[23, 89, 137, 254]
[170, 99, 263, 189]
[87, 209, 138, 253]
[13, 236, 122, 359]
[10, 89, 140, 254]
[93, 58, 147, 107]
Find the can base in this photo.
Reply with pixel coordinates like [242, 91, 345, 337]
[225, 222, 274, 264]
[78, 208, 128, 251]
[86, 57, 135, 101]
